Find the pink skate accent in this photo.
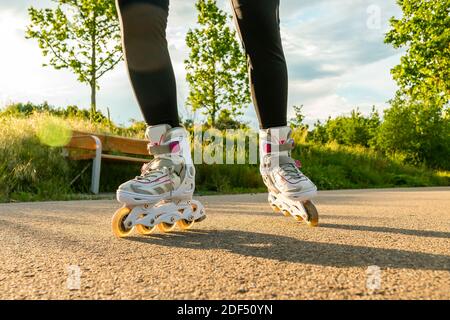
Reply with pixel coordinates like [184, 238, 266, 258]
[264, 143, 271, 154]
[295, 159, 302, 168]
[149, 135, 164, 146]
[152, 175, 170, 183]
[169, 141, 180, 153]
[148, 179, 171, 186]
[263, 140, 295, 154]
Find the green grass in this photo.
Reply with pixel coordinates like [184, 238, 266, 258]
[0, 113, 448, 203]
[294, 142, 449, 190]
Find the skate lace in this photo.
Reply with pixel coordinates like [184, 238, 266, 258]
[279, 162, 306, 182]
[138, 155, 174, 180]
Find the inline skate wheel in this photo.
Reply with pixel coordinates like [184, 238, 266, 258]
[303, 200, 319, 227]
[135, 224, 156, 235]
[178, 202, 204, 229]
[270, 204, 281, 213]
[177, 219, 195, 230]
[195, 215, 207, 222]
[112, 207, 133, 238]
[282, 210, 291, 217]
[158, 222, 176, 232]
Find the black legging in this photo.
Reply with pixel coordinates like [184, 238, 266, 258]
[116, 0, 288, 129]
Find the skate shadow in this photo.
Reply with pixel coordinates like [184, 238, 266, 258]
[320, 223, 450, 239]
[127, 229, 450, 271]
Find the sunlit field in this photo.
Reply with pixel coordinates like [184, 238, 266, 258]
[0, 112, 447, 203]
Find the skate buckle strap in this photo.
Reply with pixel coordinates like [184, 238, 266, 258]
[148, 141, 180, 155]
[264, 138, 295, 154]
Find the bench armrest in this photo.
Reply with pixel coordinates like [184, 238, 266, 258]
[66, 134, 102, 194]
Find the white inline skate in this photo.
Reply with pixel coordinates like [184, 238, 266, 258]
[111, 124, 206, 238]
[260, 126, 319, 227]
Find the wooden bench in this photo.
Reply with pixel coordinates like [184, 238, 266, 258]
[64, 130, 151, 194]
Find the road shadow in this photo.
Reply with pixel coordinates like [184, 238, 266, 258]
[320, 223, 450, 239]
[2, 210, 448, 273]
[319, 214, 390, 221]
[127, 229, 450, 271]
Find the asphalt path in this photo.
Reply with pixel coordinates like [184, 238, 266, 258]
[0, 187, 449, 299]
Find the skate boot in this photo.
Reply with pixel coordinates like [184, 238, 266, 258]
[259, 126, 319, 227]
[111, 124, 206, 237]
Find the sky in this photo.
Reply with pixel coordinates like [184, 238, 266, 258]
[0, 0, 403, 128]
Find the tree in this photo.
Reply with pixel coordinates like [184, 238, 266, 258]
[385, 0, 450, 106]
[382, 0, 450, 169]
[289, 105, 308, 129]
[309, 108, 381, 148]
[377, 96, 450, 169]
[26, 0, 123, 116]
[185, 0, 250, 127]
[215, 109, 249, 131]
[310, 119, 328, 144]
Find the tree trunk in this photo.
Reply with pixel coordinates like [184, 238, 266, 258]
[211, 73, 216, 127]
[90, 80, 96, 115]
[90, 11, 97, 117]
[210, 109, 216, 127]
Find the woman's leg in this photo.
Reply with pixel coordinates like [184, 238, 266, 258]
[116, 0, 179, 127]
[114, 3, 206, 238]
[230, 1, 319, 226]
[230, 0, 288, 129]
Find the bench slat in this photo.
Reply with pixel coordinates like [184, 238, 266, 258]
[72, 130, 149, 156]
[66, 135, 98, 150]
[67, 150, 150, 163]
[101, 154, 150, 163]
[65, 131, 151, 194]
[68, 153, 96, 161]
